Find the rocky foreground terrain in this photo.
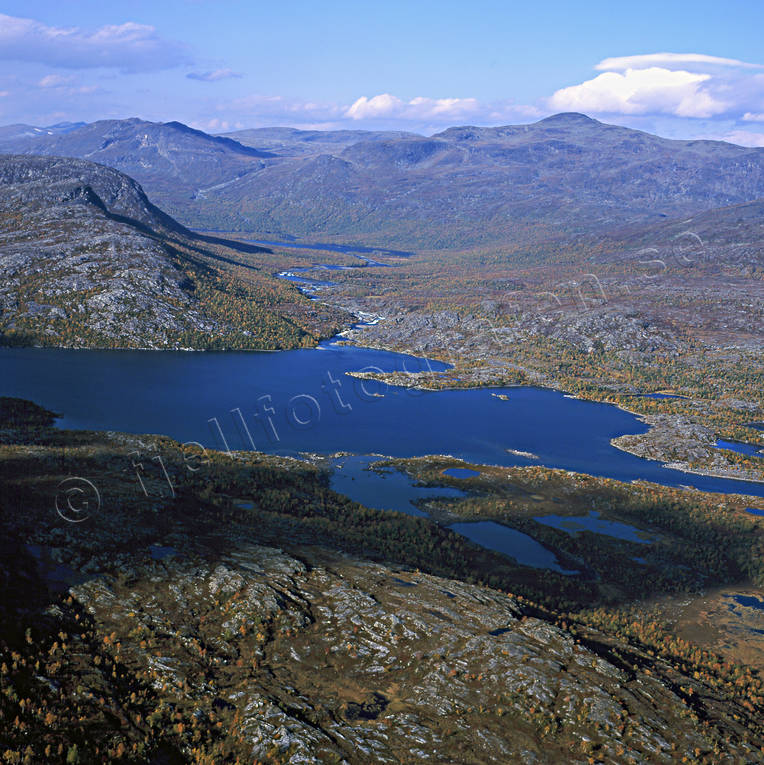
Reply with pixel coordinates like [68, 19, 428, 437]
[2, 400, 764, 763]
[67, 544, 750, 763]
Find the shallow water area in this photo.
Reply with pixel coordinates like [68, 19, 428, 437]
[533, 510, 656, 545]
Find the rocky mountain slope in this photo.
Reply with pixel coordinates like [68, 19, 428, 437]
[0, 155, 342, 349]
[0, 119, 272, 227]
[218, 113, 764, 248]
[68, 543, 744, 763]
[2, 114, 762, 249]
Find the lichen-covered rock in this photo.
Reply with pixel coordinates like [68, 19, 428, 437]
[69, 544, 755, 763]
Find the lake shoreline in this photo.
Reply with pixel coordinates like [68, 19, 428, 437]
[335, 330, 764, 487]
[2, 338, 763, 498]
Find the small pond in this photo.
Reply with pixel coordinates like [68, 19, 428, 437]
[533, 510, 655, 545]
[330, 455, 465, 517]
[716, 439, 763, 457]
[449, 521, 579, 575]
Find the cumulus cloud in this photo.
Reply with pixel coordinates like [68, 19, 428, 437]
[549, 67, 727, 118]
[0, 13, 189, 72]
[191, 118, 239, 132]
[187, 69, 242, 82]
[715, 129, 764, 147]
[549, 52, 764, 122]
[346, 93, 402, 119]
[346, 93, 481, 121]
[344, 94, 540, 126]
[743, 112, 764, 122]
[211, 91, 542, 133]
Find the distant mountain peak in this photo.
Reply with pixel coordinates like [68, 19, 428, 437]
[1, 114, 762, 249]
[538, 112, 598, 125]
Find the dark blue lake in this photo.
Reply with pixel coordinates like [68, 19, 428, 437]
[732, 595, 764, 612]
[635, 392, 687, 400]
[327, 457, 576, 570]
[330, 455, 466, 517]
[1, 346, 762, 498]
[443, 468, 481, 479]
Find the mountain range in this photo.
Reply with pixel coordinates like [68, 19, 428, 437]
[1, 114, 762, 250]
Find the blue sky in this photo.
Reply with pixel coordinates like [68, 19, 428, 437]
[1, 0, 763, 144]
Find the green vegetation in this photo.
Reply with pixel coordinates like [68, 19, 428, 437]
[0, 398, 59, 429]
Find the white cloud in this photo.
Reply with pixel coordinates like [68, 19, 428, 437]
[551, 52, 764, 125]
[225, 93, 346, 121]
[0, 13, 189, 72]
[187, 69, 242, 82]
[596, 53, 762, 71]
[550, 57, 764, 148]
[346, 93, 403, 119]
[210, 91, 542, 133]
[715, 129, 764, 147]
[191, 117, 245, 132]
[549, 67, 727, 118]
[345, 93, 482, 121]
[37, 74, 75, 88]
[345, 93, 524, 123]
[405, 96, 481, 119]
[34, 73, 100, 98]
